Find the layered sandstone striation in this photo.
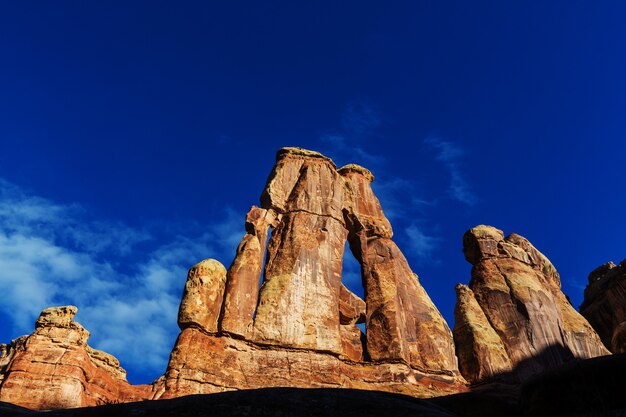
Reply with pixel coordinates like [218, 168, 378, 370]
[162, 147, 463, 398]
[453, 225, 609, 384]
[0, 306, 154, 409]
[580, 260, 626, 353]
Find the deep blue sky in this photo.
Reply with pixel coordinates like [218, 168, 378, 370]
[1, 1, 625, 384]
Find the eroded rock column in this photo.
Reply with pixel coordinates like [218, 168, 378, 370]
[454, 225, 609, 383]
[219, 206, 277, 338]
[252, 148, 348, 354]
[340, 165, 458, 373]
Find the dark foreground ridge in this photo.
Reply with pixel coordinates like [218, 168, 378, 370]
[3, 354, 626, 417]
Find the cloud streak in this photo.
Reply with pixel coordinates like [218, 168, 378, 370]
[0, 179, 244, 383]
[404, 223, 442, 265]
[424, 137, 477, 206]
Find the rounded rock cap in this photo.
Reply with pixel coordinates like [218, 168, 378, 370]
[462, 225, 504, 265]
[36, 305, 78, 328]
[338, 164, 375, 182]
[189, 258, 227, 275]
[276, 147, 336, 168]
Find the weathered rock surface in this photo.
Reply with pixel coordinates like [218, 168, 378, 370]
[453, 284, 511, 383]
[0, 307, 154, 409]
[178, 259, 227, 333]
[580, 260, 626, 353]
[0, 147, 467, 410]
[163, 147, 463, 397]
[220, 206, 277, 338]
[453, 225, 609, 384]
[161, 328, 462, 399]
[341, 165, 458, 372]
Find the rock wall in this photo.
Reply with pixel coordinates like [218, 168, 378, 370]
[453, 225, 608, 384]
[580, 260, 626, 352]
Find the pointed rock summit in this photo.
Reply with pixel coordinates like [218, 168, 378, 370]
[453, 225, 608, 384]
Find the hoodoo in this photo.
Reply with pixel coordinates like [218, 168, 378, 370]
[453, 225, 608, 384]
[1, 148, 620, 414]
[161, 147, 464, 398]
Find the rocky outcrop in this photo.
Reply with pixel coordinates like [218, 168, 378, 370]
[0, 306, 154, 409]
[162, 147, 464, 397]
[580, 260, 626, 352]
[341, 165, 458, 372]
[453, 225, 609, 384]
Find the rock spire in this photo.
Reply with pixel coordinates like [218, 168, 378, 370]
[453, 225, 608, 384]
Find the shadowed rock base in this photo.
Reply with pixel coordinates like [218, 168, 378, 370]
[4, 355, 626, 417]
[159, 328, 462, 399]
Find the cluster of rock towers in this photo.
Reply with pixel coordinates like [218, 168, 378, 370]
[0, 147, 623, 410]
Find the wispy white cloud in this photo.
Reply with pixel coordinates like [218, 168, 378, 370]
[0, 179, 244, 382]
[424, 137, 477, 206]
[404, 223, 442, 265]
[320, 134, 383, 167]
[320, 99, 385, 168]
[340, 99, 381, 135]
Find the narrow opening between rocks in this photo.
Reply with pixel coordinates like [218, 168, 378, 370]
[251, 228, 273, 320]
[341, 241, 366, 335]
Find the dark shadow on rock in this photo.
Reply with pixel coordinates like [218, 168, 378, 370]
[433, 346, 626, 417]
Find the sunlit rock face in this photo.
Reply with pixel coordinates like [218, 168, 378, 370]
[164, 147, 464, 398]
[580, 260, 626, 353]
[0, 306, 154, 409]
[453, 226, 609, 384]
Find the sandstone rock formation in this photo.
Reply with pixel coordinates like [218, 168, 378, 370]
[0, 306, 154, 409]
[162, 147, 463, 398]
[580, 260, 626, 353]
[453, 225, 609, 384]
